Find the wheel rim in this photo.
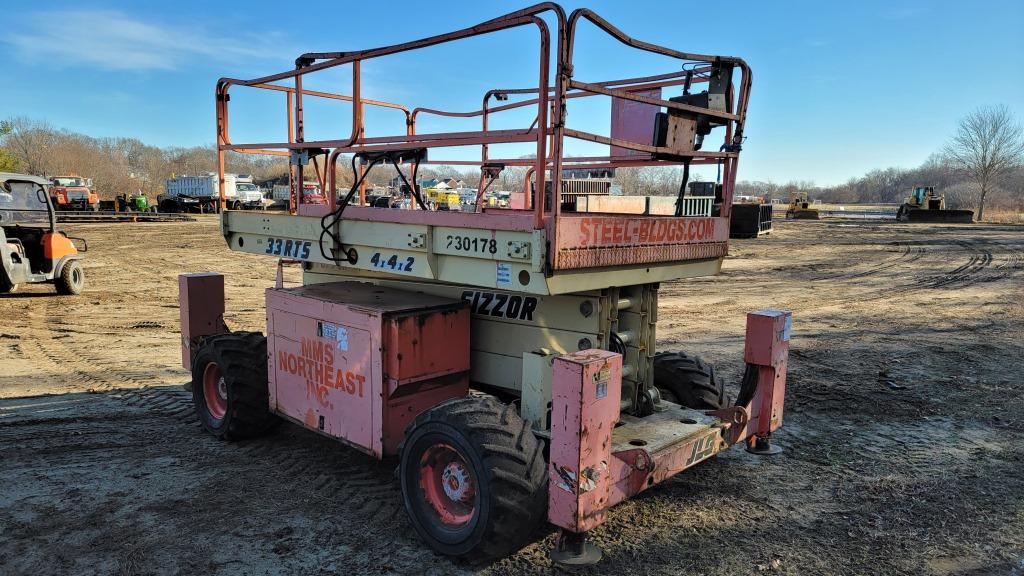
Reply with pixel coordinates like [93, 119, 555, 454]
[419, 443, 477, 526]
[72, 267, 82, 286]
[202, 362, 228, 421]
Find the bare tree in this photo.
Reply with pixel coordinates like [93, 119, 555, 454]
[2, 117, 60, 175]
[943, 104, 1024, 221]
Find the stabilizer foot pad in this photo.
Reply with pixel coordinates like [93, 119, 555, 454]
[551, 532, 602, 567]
[746, 437, 784, 456]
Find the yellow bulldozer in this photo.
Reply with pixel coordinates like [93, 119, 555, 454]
[785, 192, 820, 219]
[896, 187, 973, 223]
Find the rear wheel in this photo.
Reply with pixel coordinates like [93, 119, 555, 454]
[653, 351, 727, 410]
[191, 332, 278, 440]
[0, 269, 17, 294]
[399, 396, 547, 562]
[55, 260, 85, 295]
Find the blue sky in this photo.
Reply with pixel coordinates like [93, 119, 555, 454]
[2, 0, 1022, 186]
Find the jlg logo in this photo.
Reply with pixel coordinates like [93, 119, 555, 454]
[461, 290, 538, 321]
[684, 432, 718, 467]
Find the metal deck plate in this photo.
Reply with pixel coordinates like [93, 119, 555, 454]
[612, 402, 720, 454]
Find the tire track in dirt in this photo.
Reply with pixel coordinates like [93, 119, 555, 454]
[14, 258, 417, 543]
[23, 332, 110, 394]
[903, 237, 1024, 289]
[106, 376, 410, 525]
[26, 296, 414, 540]
[809, 242, 925, 282]
[800, 237, 1020, 311]
[121, 385, 416, 563]
[917, 239, 993, 289]
[0, 391, 445, 576]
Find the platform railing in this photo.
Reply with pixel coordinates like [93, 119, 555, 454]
[212, 3, 751, 269]
[678, 196, 714, 218]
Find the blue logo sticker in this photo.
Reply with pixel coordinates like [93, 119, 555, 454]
[321, 322, 337, 339]
[496, 263, 512, 286]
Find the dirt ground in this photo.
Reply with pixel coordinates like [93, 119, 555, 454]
[1, 216, 1022, 575]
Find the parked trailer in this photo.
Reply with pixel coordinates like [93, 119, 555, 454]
[56, 210, 195, 223]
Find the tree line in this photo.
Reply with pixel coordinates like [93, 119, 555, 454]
[0, 116, 496, 198]
[0, 117, 290, 199]
[2, 105, 1021, 219]
[737, 105, 1024, 220]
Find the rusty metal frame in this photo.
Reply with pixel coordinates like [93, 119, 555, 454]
[214, 2, 751, 270]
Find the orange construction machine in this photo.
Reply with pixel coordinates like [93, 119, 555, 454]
[177, 4, 791, 567]
[49, 175, 98, 212]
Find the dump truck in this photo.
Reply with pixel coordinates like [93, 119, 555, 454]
[49, 175, 99, 212]
[270, 182, 324, 210]
[179, 4, 789, 566]
[896, 186, 973, 223]
[159, 173, 265, 212]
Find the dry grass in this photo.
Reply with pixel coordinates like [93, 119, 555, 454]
[982, 208, 1024, 224]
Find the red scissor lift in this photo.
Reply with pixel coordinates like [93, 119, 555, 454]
[180, 3, 790, 565]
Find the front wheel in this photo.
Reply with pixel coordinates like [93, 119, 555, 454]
[399, 396, 547, 562]
[653, 351, 727, 410]
[191, 332, 278, 440]
[55, 260, 85, 295]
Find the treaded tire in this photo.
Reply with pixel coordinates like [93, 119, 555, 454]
[399, 396, 547, 562]
[0, 268, 17, 294]
[55, 260, 84, 295]
[653, 351, 727, 410]
[191, 331, 278, 440]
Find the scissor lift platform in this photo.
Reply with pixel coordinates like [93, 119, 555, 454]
[223, 206, 729, 295]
